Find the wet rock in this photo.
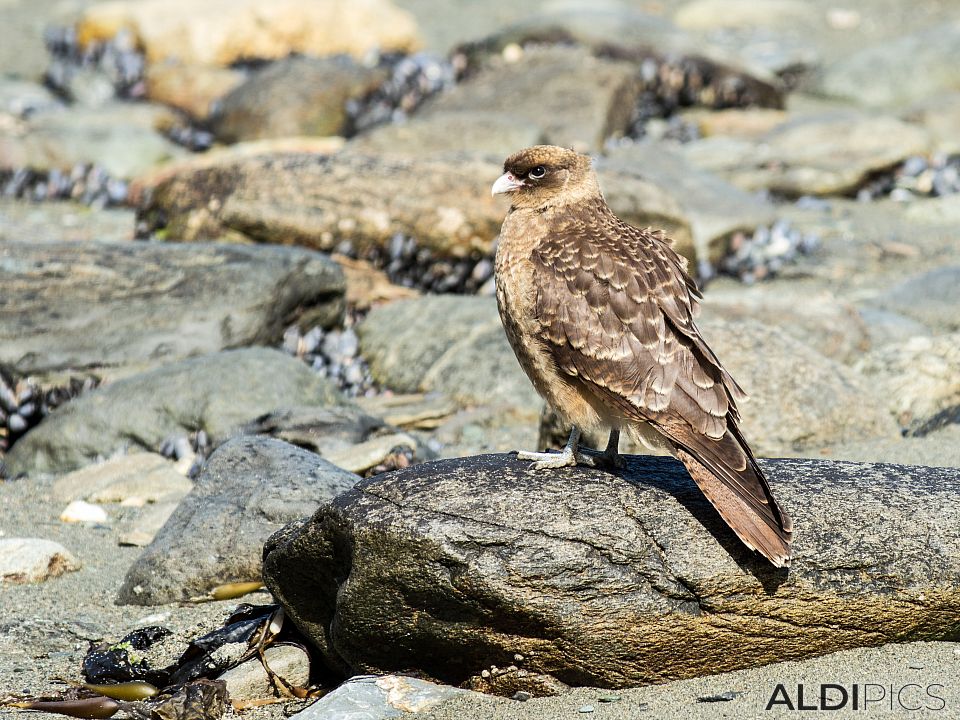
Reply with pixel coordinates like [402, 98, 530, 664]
[874, 266, 960, 333]
[117, 435, 358, 605]
[0, 241, 345, 376]
[52, 453, 191, 505]
[698, 282, 869, 363]
[291, 675, 466, 719]
[212, 56, 386, 143]
[855, 334, 960, 436]
[600, 143, 776, 263]
[219, 644, 310, 700]
[137, 151, 505, 258]
[264, 454, 960, 690]
[0, 103, 185, 179]
[76, 0, 420, 66]
[348, 110, 545, 160]
[419, 45, 639, 152]
[4, 348, 344, 477]
[145, 62, 245, 122]
[0, 538, 81, 584]
[818, 22, 960, 108]
[682, 113, 932, 196]
[357, 295, 539, 413]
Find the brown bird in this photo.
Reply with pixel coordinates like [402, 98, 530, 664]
[492, 145, 793, 567]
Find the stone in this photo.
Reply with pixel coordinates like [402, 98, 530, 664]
[0, 538, 81, 584]
[419, 45, 640, 152]
[698, 282, 869, 363]
[857, 308, 930, 350]
[681, 108, 788, 139]
[357, 295, 540, 413]
[904, 195, 960, 226]
[0, 200, 134, 244]
[117, 500, 181, 547]
[874, 266, 960, 333]
[0, 103, 185, 178]
[600, 143, 776, 263]
[673, 0, 817, 30]
[212, 56, 386, 143]
[819, 424, 960, 469]
[145, 62, 245, 122]
[347, 110, 545, 160]
[219, 644, 310, 700]
[855, 334, 960, 436]
[904, 93, 960, 154]
[138, 151, 505, 258]
[52, 453, 191, 505]
[818, 22, 960, 108]
[3, 348, 344, 477]
[682, 113, 932, 196]
[117, 435, 358, 605]
[0, 241, 345, 376]
[60, 500, 108, 524]
[0, 79, 62, 118]
[76, 0, 420, 66]
[323, 433, 420, 475]
[291, 675, 466, 719]
[263, 454, 960, 690]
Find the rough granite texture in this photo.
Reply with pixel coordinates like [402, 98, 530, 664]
[263, 453, 960, 693]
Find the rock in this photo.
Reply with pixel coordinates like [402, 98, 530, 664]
[857, 308, 930, 350]
[357, 295, 540, 413]
[819, 424, 960, 468]
[420, 45, 640, 152]
[347, 110, 545, 160]
[62, 67, 117, 108]
[0, 538, 81, 584]
[681, 107, 787, 138]
[904, 93, 960, 154]
[3, 348, 344, 477]
[212, 56, 386, 143]
[855, 334, 960, 436]
[333, 255, 420, 311]
[0, 241, 345, 376]
[682, 113, 932, 196]
[76, 0, 420, 66]
[291, 675, 466, 719]
[600, 144, 776, 263]
[263, 453, 960, 690]
[60, 500, 108, 524]
[0, 199, 134, 243]
[698, 282, 869, 363]
[0, 79, 62, 117]
[674, 0, 817, 30]
[702, 320, 898, 454]
[145, 62, 245, 122]
[137, 151, 505, 258]
[904, 195, 960, 226]
[117, 435, 358, 605]
[818, 22, 960, 108]
[0, 103, 185, 178]
[874, 267, 960, 333]
[53, 453, 191, 505]
[323, 433, 420, 475]
[219, 644, 310, 700]
[117, 500, 181, 547]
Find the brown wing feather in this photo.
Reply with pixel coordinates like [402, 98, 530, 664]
[532, 199, 792, 565]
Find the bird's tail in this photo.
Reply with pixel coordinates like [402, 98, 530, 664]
[674, 447, 793, 568]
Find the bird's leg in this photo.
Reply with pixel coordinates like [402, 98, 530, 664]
[576, 428, 625, 470]
[518, 426, 581, 470]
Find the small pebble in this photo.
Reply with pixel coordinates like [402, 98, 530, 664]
[597, 695, 621, 703]
[60, 500, 108, 524]
[512, 691, 532, 702]
[578, 705, 595, 714]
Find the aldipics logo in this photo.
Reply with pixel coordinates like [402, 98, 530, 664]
[766, 683, 947, 711]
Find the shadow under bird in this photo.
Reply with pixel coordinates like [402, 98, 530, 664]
[491, 145, 793, 567]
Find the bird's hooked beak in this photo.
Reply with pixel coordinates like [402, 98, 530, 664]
[492, 172, 524, 196]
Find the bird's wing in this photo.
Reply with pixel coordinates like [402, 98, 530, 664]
[531, 205, 792, 564]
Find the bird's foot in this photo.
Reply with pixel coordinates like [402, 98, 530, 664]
[576, 446, 625, 471]
[517, 447, 578, 470]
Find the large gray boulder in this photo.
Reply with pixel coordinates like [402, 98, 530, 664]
[263, 453, 960, 692]
[4, 348, 343, 476]
[0, 240, 345, 376]
[118, 435, 358, 605]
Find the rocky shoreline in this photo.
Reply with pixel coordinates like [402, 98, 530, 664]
[2, 0, 960, 718]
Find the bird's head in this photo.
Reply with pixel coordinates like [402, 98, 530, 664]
[492, 145, 597, 209]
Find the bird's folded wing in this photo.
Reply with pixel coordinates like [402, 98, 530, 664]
[531, 213, 791, 541]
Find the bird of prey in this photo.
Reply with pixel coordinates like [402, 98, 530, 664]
[491, 145, 793, 567]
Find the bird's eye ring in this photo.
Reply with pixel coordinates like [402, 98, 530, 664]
[529, 166, 546, 179]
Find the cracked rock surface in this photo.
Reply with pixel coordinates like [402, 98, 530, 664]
[262, 453, 960, 692]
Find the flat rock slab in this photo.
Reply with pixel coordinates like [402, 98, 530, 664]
[0, 240, 345, 376]
[4, 348, 343, 477]
[118, 435, 358, 605]
[263, 454, 960, 691]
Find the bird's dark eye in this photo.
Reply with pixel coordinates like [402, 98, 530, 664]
[528, 166, 546, 179]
